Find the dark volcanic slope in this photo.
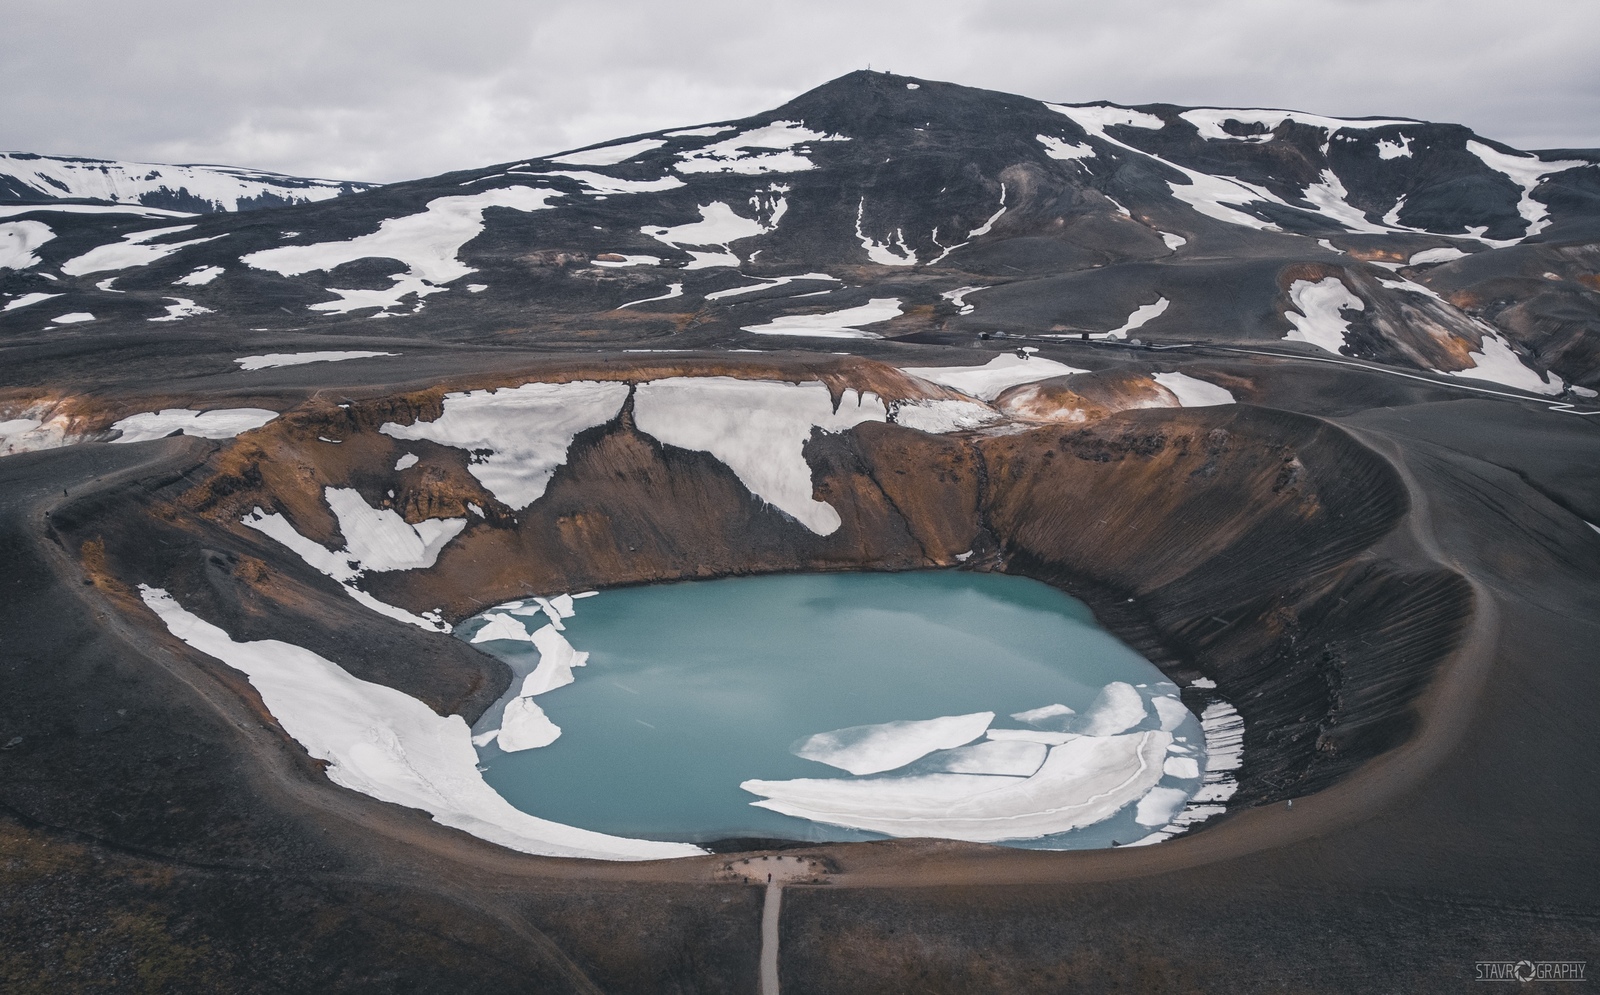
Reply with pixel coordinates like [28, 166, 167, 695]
[3, 71, 1600, 397]
[2, 73, 1599, 994]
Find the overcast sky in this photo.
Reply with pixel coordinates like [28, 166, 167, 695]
[4, 0, 1596, 183]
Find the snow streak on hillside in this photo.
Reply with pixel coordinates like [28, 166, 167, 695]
[0, 152, 376, 213]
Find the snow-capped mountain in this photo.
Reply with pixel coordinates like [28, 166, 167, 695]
[2, 71, 1597, 393]
[0, 151, 377, 213]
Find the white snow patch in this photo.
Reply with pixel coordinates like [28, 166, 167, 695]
[705, 273, 837, 299]
[111, 407, 277, 443]
[1134, 786, 1189, 826]
[901, 353, 1088, 401]
[966, 184, 1008, 238]
[1073, 682, 1146, 736]
[1284, 276, 1364, 354]
[615, 282, 683, 309]
[394, 453, 419, 471]
[890, 399, 1003, 433]
[591, 254, 662, 269]
[1038, 135, 1094, 161]
[0, 220, 55, 269]
[379, 380, 630, 510]
[1409, 246, 1469, 266]
[1376, 135, 1413, 159]
[175, 265, 223, 286]
[1443, 331, 1564, 395]
[242, 187, 561, 313]
[235, 350, 396, 370]
[138, 587, 699, 860]
[61, 225, 224, 277]
[1178, 108, 1416, 142]
[0, 405, 83, 457]
[0, 203, 193, 220]
[3, 291, 62, 312]
[643, 200, 777, 266]
[922, 740, 1048, 777]
[855, 198, 918, 266]
[1464, 141, 1588, 240]
[740, 297, 902, 339]
[466, 283, 487, 292]
[793, 712, 995, 775]
[1160, 232, 1187, 250]
[631, 377, 886, 535]
[743, 730, 1171, 843]
[51, 312, 96, 324]
[1152, 372, 1235, 407]
[1099, 296, 1170, 340]
[1163, 756, 1201, 779]
[675, 121, 847, 175]
[0, 153, 370, 212]
[148, 297, 214, 322]
[549, 138, 666, 166]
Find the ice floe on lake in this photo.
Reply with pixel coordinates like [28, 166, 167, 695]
[235, 350, 397, 370]
[112, 407, 278, 443]
[793, 712, 996, 775]
[901, 353, 1088, 400]
[380, 380, 630, 509]
[139, 586, 700, 860]
[632, 377, 886, 534]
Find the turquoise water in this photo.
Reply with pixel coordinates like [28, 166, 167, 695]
[461, 571, 1203, 849]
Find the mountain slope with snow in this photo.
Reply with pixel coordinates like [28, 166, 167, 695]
[2, 72, 1598, 393]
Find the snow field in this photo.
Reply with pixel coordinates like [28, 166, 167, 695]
[901, 353, 1088, 401]
[1283, 277, 1364, 354]
[112, 407, 278, 443]
[235, 351, 397, 370]
[631, 377, 887, 535]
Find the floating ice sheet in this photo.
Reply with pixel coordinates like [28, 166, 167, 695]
[242, 187, 561, 312]
[793, 712, 995, 775]
[139, 587, 699, 860]
[740, 298, 903, 338]
[890, 399, 1002, 433]
[61, 225, 224, 276]
[548, 139, 666, 166]
[744, 730, 1171, 842]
